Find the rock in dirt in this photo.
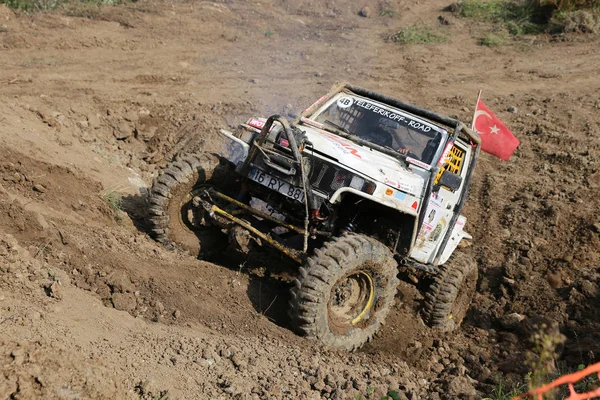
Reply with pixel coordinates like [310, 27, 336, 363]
[113, 121, 133, 140]
[546, 271, 562, 288]
[35, 213, 49, 231]
[106, 270, 133, 293]
[112, 293, 137, 312]
[447, 376, 478, 398]
[33, 184, 47, 193]
[135, 117, 158, 141]
[35, 109, 62, 131]
[500, 312, 525, 329]
[580, 281, 598, 298]
[358, 6, 371, 18]
[88, 114, 101, 129]
[592, 222, 600, 233]
[47, 282, 62, 300]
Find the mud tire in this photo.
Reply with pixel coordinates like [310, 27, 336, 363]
[289, 233, 399, 351]
[147, 152, 231, 257]
[423, 252, 478, 332]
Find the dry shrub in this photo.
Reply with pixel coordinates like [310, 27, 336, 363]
[562, 8, 600, 31]
[542, 0, 599, 12]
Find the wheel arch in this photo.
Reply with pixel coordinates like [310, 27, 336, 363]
[333, 191, 418, 257]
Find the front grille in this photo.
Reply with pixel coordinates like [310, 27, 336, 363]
[308, 156, 352, 197]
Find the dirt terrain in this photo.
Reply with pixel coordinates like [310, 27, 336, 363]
[0, 0, 599, 398]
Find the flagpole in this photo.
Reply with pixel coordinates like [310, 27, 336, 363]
[471, 89, 482, 130]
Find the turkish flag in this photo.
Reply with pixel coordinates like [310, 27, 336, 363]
[473, 99, 520, 161]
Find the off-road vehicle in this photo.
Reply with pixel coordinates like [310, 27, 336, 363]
[147, 83, 481, 350]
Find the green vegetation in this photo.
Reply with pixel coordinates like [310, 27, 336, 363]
[355, 389, 403, 400]
[0, 0, 127, 12]
[380, 9, 396, 17]
[453, 0, 600, 45]
[482, 377, 529, 400]
[104, 190, 124, 223]
[483, 325, 600, 400]
[387, 25, 448, 44]
[453, 0, 552, 36]
[479, 32, 508, 46]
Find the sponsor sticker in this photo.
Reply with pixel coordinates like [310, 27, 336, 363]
[318, 129, 362, 159]
[394, 191, 407, 201]
[406, 156, 431, 170]
[301, 117, 324, 129]
[246, 117, 265, 130]
[438, 141, 454, 166]
[303, 95, 328, 113]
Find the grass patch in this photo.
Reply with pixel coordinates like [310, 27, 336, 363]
[452, 0, 600, 41]
[453, 0, 550, 35]
[482, 375, 529, 400]
[0, 0, 128, 12]
[104, 190, 124, 223]
[387, 25, 448, 44]
[479, 32, 508, 46]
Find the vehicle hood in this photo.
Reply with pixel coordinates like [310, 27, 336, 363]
[300, 125, 427, 197]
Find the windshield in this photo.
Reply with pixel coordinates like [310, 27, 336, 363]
[311, 94, 445, 164]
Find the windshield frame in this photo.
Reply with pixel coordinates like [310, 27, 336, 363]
[305, 92, 449, 168]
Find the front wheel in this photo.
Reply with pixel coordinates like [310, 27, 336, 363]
[146, 152, 233, 257]
[289, 233, 399, 351]
[423, 252, 478, 332]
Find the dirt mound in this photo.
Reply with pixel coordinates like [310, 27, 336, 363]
[0, 0, 599, 397]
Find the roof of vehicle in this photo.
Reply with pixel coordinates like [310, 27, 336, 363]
[299, 82, 481, 145]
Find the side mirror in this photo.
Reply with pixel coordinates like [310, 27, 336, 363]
[435, 170, 462, 192]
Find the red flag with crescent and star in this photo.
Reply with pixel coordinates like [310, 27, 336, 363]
[472, 97, 520, 161]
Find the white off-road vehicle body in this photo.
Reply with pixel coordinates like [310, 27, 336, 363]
[218, 83, 480, 269]
[147, 82, 483, 349]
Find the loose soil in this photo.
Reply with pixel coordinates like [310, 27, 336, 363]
[0, 0, 599, 399]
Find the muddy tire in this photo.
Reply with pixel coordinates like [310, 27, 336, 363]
[289, 233, 399, 351]
[147, 152, 231, 257]
[424, 252, 478, 332]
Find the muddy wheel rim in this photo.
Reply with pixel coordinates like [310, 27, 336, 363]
[177, 185, 215, 234]
[328, 271, 375, 333]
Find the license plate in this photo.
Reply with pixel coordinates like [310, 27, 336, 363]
[248, 167, 305, 202]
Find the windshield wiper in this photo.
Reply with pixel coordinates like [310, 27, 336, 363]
[324, 120, 350, 135]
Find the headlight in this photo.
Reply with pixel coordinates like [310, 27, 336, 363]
[350, 175, 365, 190]
[361, 181, 376, 194]
[331, 170, 347, 191]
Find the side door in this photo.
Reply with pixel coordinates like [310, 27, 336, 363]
[410, 139, 472, 264]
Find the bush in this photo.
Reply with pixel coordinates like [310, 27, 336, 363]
[0, 0, 127, 12]
[453, 0, 600, 40]
[542, 0, 599, 12]
[559, 8, 600, 31]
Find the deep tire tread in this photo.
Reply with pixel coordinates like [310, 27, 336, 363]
[146, 152, 223, 253]
[423, 252, 478, 332]
[289, 233, 399, 352]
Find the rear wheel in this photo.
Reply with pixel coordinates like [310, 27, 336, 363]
[147, 153, 234, 257]
[289, 233, 399, 351]
[423, 252, 478, 332]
